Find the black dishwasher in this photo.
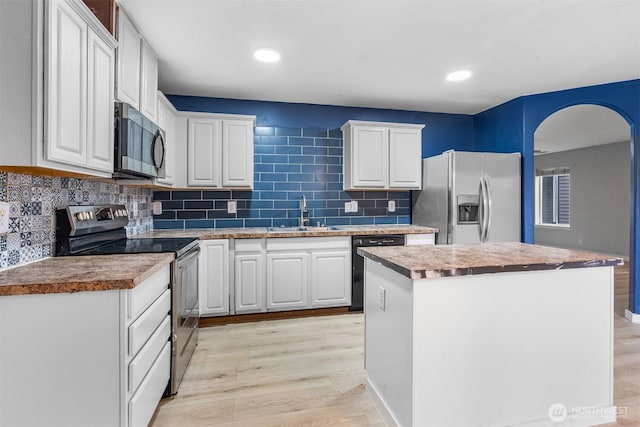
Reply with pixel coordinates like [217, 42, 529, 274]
[350, 234, 405, 311]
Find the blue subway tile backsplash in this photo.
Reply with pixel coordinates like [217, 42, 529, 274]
[153, 127, 411, 229]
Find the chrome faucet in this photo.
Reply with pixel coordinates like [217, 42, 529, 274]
[300, 195, 309, 227]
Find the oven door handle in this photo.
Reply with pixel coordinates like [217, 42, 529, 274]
[178, 246, 200, 264]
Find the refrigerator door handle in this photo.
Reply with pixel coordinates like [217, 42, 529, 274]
[484, 176, 493, 242]
[478, 177, 485, 242]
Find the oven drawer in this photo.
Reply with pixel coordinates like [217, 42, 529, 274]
[128, 315, 170, 394]
[128, 342, 171, 427]
[129, 289, 171, 357]
[128, 265, 170, 321]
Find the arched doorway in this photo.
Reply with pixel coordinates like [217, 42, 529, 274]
[533, 105, 631, 254]
[532, 104, 632, 316]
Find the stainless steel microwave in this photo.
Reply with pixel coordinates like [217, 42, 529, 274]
[114, 102, 166, 179]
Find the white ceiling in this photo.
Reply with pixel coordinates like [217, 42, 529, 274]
[119, 0, 640, 115]
[534, 105, 631, 154]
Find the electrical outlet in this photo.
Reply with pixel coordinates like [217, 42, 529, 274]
[152, 201, 163, 215]
[378, 286, 386, 311]
[344, 201, 352, 213]
[350, 200, 358, 212]
[0, 202, 9, 234]
[388, 200, 396, 212]
[227, 200, 237, 214]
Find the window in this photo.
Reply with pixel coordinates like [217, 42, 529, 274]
[535, 167, 570, 227]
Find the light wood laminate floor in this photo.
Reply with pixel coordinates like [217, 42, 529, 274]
[151, 265, 639, 426]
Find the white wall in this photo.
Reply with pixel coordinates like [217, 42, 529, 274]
[534, 141, 630, 257]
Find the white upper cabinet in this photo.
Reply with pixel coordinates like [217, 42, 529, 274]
[139, 40, 158, 121]
[186, 113, 255, 189]
[222, 120, 254, 188]
[116, 7, 158, 121]
[45, 0, 88, 168]
[115, 8, 140, 108]
[342, 120, 425, 190]
[86, 30, 115, 172]
[188, 118, 222, 187]
[156, 92, 176, 186]
[44, 0, 116, 175]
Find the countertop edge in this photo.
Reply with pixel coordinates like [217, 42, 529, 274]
[0, 253, 175, 297]
[358, 246, 624, 280]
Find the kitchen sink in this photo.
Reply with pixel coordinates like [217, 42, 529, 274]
[267, 226, 341, 232]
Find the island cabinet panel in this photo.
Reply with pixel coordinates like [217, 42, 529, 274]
[364, 258, 615, 427]
[0, 264, 172, 427]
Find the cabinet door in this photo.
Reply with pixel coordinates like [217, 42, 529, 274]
[311, 250, 351, 308]
[222, 120, 254, 188]
[139, 40, 158, 121]
[389, 127, 422, 189]
[188, 118, 222, 187]
[156, 94, 175, 186]
[116, 9, 140, 108]
[351, 126, 388, 188]
[199, 240, 229, 316]
[234, 253, 265, 313]
[46, 0, 87, 167]
[266, 252, 309, 311]
[86, 29, 114, 172]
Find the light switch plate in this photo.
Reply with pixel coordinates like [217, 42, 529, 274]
[227, 200, 237, 214]
[350, 200, 358, 212]
[0, 202, 9, 234]
[344, 202, 352, 213]
[378, 286, 386, 311]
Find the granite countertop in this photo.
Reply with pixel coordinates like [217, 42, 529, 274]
[138, 224, 438, 239]
[0, 253, 174, 296]
[358, 242, 624, 280]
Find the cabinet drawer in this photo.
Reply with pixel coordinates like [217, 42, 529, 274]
[128, 315, 170, 394]
[129, 289, 170, 357]
[128, 342, 171, 427]
[235, 238, 263, 252]
[266, 236, 350, 251]
[129, 265, 170, 320]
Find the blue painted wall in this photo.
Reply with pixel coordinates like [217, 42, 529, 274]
[472, 79, 640, 314]
[154, 97, 474, 230]
[168, 96, 474, 158]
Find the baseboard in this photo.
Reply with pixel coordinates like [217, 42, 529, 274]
[625, 309, 640, 323]
[365, 376, 401, 427]
[199, 306, 351, 327]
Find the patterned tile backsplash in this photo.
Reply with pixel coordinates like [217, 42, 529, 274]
[0, 171, 153, 269]
[153, 127, 411, 229]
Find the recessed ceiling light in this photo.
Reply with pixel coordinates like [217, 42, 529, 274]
[253, 48, 280, 63]
[446, 70, 472, 82]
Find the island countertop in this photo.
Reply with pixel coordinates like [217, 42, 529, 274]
[0, 253, 175, 296]
[358, 242, 623, 280]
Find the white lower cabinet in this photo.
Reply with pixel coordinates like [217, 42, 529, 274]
[311, 250, 351, 307]
[0, 264, 171, 427]
[199, 240, 230, 316]
[234, 239, 266, 313]
[266, 252, 309, 311]
[265, 237, 351, 311]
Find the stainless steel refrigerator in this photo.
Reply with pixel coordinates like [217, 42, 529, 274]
[412, 150, 521, 244]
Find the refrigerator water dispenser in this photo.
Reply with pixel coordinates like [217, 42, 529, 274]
[457, 195, 479, 224]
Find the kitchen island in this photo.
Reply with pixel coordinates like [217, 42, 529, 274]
[358, 242, 623, 427]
